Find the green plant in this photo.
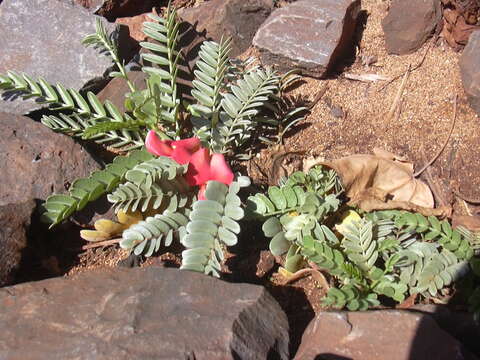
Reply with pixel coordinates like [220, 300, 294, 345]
[249, 166, 480, 311]
[247, 165, 343, 273]
[0, 3, 306, 277]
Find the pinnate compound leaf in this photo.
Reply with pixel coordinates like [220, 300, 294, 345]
[181, 179, 246, 277]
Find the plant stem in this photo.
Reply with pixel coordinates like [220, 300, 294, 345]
[82, 238, 122, 250]
[103, 37, 136, 93]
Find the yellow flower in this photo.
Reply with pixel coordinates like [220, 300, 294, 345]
[80, 210, 143, 242]
[335, 210, 361, 237]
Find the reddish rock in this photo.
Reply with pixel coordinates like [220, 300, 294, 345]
[76, 0, 156, 20]
[0, 112, 101, 206]
[294, 311, 478, 360]
[178, 0, 274, 57]
[0, 200, 35, 287]
[0, 0, 129, 115]
[382, 0, 442, 55]
[97, 71, 147, 113]
[0, 266, 290, 359]
[460, 30, 480, 116]
[253, 0, 361, 78]
[74, 0, 104, 12]
[116, 13, 151, 42]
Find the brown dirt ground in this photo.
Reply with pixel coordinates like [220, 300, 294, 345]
[63, 0, 479, 325]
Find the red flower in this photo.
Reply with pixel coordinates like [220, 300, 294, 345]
[185, 148, 234, 200]
[145, 130, 200, 164]
[145, 131, 234, 200]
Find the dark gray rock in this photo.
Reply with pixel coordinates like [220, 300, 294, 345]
[0, 112, 101, 206]
[253, 0, 361, 78]
[460, 30, 480, 116]
[178, 0, 274, 57]
[0, 0, 124, 115]
[382, 0, 442, 55]
[0, 200, 35, 287]
[0, 266, 290, 360]
[293, 310, 478, 360]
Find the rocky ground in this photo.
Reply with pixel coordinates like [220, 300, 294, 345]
[1, 0, 480, 359]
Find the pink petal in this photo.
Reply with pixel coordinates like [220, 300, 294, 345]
[170, 137, 201, 164]
[172, 137, 201, 152]
[197, 184, 207, 200]
[209, 153, 234, 185]
[145, 130, 173, 157]
[185, 148, 212, 186]
[171, 146, 194, 164]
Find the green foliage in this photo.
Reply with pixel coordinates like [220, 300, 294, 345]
[394, 212, 474, 260]
[217, 68, 281, 156]
[248, 165, 342, 272]
[256, 72, 308, 146]
[251, 162, 479, 311]
[1, 1, 301, 155]
[323, 285, 380, 311]
[189, 47, 284, 158]
[397, 241, 469, 297]
[180, 178, 248, 277]
[135, 8, 181, 137]
[0, 7, 186, 147]
[121, 210, 189, 256]
[81, 119, 145, 139]
[41, 149, 154, 226]
[248, 166, 342, 217]
[107, 157, 191, 213]
[300, 235, 345, 276]
[189, 38, 231, 120]
[323, 211, 472, 308]
[0, 71, 146, 149]
[414, 249, 469, 296]
[341, 219, 378, 272]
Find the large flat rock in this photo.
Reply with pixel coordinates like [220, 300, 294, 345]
[0, 266, 289, 359]
[0, 0, 121, 115]
[0, 112, 100, 206]
[178, 0, 274, 58]
[294, 310, 478, 360]
[253, 0, 361, 78]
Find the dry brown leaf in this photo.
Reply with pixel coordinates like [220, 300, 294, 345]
[311, 153, 443, 215]
[322, 154, 433, 207]
[372, 148, 413, 172]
